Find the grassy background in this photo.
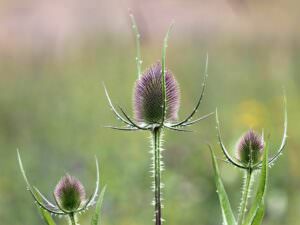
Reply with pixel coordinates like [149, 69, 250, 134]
[0, 2, 300, 224]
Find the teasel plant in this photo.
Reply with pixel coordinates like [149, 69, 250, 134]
[17, 150, 106, 225]
[209, 95, 287, 225]
[103, 14, 213, 225]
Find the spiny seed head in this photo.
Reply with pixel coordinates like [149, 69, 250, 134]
[134, 62, 180, 124]
[54, 174, 86, 211]
[236, 129, 264, 165]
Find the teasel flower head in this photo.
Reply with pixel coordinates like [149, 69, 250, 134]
[103, 15, 214, 133]
[18, 151, 106, 224]
[215, 94, 287, 171]
[54, 174, 86, 211]
[134, 62, 180, 124]
[236, 129, 264, 166]
[103, 26, 213, 132]
[104, 14, 214, 225]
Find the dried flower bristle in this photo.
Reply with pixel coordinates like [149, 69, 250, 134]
[54, 174, 86, 211]
[134, 62, 180, 124]
[236, 129, 264, 165]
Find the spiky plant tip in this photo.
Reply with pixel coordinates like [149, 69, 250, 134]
[134, 62, 180, 125]
[54, 174, 86, 211]
[236, 129, 264, 166]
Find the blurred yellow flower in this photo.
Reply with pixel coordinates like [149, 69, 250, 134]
[235, 99, 267, 129]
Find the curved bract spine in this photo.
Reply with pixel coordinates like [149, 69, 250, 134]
[18, 150, 65, 215]
[160, 23, 174, 126]
[172, 54, 209, 128]
[215, 109, 248, 170]
[129, 12, 142, 78]
[255, 95, 287, 169]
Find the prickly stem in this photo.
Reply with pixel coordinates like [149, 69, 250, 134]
[238, 169, 252, 225]
[69, 213, 78, 225]
[152, 127, 163, 225]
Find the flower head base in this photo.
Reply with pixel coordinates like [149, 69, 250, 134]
[54, 174, 86, 211]
[236, 130, 264, 165]
[134, 62, 180, 124]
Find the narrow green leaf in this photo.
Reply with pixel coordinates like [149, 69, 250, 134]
[91, 185, 107, 225]
[209, 146, 236, 225]
[34, 189, 57, 225]
[251, 202, 265, 225]
[243, 143, 269, 225]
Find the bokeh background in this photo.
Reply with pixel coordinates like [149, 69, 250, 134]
[0, 0, 299, 224]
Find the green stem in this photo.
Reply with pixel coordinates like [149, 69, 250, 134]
[238, 170, 252, 225]
[69, 213, 78, 225]
[152, 127, 162, 225]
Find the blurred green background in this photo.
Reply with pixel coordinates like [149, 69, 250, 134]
[0, 1, 299, 224]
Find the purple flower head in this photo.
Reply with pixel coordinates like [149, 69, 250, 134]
[134, 62, 180, 124]
[54, 174, 86, 211]
[236, 129, 264, 165]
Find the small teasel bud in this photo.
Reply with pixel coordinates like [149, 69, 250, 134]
[54, 174, 86, 211]
[134, 62, 180, 124]
[236, 129, 264, 165]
